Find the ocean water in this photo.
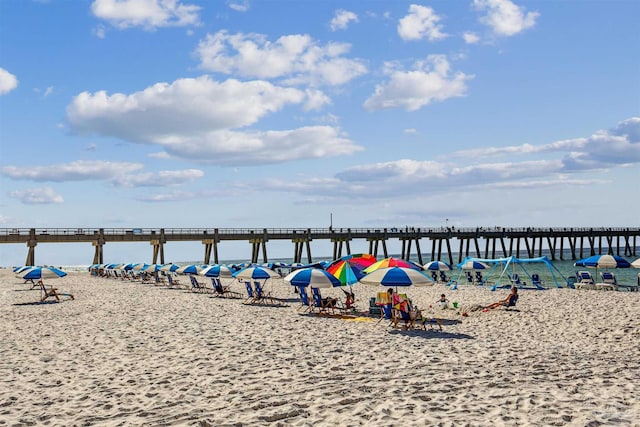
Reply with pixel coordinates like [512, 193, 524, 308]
[178, 251, 640, 288]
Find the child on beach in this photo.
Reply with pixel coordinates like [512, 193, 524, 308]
[437, 294, 449, 309]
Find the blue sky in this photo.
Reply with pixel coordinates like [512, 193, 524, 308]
[0, 0, 639, 266]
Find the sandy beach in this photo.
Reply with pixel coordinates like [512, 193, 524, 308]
[1, 268, 639, 426]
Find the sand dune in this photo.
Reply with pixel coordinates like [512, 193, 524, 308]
[1, 269, 639, 426]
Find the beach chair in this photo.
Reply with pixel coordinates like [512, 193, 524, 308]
[166, 274, 184, 289]
[613, 273, 639, 292]
[465, 271, 475, 285]
[575, 271, 596, 290]
[210, 277, 241, 298]
[599, 271, 637, 292]
[154, 272, 167, 286]
[531, 273, 544, 289]
[439, 271, 449, 284]
[309, 287, 336, 314]
[243, 281, 257, 303]
[369, 297, 381, 316]
[188, 275, 208, 293]
[372, 291, 391, 321]
[39, 280, 74, 303]
[596, 271, 617, 291]
[510, 273, 527, 287]
[253, 281, 279, 305]
[295, 286, 312, 311]
[475, 271, 491, 286]
[430, 271, 438, 282]
[391, 308, 416, 329]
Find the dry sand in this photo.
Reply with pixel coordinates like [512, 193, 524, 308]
[1, 269, 639, 426]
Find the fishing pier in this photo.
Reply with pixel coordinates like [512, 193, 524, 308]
[1, 227, 638, 266]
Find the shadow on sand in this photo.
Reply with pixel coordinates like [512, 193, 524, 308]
[13, 300, 62, 306]
[388, 328, 474, 339]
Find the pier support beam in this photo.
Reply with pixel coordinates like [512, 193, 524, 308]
[292, 238, 313, 263]
[92, 229, 106, 265]
[400, 237, 423, 264]
[24, 228, 37, 266]
[151, 229, 167, 264]
[332, 238, 351, 260]
[249, 238, 268, 264]
[203, 239, 218, 264]
[367, 237, 388, 259]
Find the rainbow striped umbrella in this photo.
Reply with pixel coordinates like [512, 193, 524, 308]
[363, 257, 423, 274]
[325, 260, 363, 285]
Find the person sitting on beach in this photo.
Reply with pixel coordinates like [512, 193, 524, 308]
[485, 286, 518, 310]
[323, 296, 338, 309]
[389, 288, 408, 313]
[437, 294, 449, 309]
[342, 288, 356, 310]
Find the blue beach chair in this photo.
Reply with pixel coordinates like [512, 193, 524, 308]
[244, 281, 256, 303]
[296, 286, 311, 311]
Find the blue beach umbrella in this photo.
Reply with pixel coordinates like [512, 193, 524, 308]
[359, 267, 434, 287]
[233, 266, 280, 280]
[458, 260, 491, 270]
[159, 263, 180, 272]
[22, 266, 68, 280]
[574, 254, 631, 269]
[423, 260, 452, 271]
[284, 267, 342, 289]
[200, 264, 234, 278]
[132, 263, 150, 271]
[13, 266, 34, 274]
[575, 254, 631, 280]
[142, 263, 163, 272]
[176, 264, 206, 275]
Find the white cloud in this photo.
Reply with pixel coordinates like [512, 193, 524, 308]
[148, 151, 171, 159]
[451, 117, 640, 170]
[111, 169, 204, 187]
[159, 126, 363, 166]
[8, 187, 64, 205]
[246, 118, 638, 202]
[303, 88, 331, 111]
[228, 1, 249, 12]
[397, 4, 447, 41]
[1, 160, 143, 182]
[91, 0, 201, 30]
[195, 31, 367, 87]
[330, 9, 358, 31]
[473, 0, 539, 36]
[65, 75, 363, 165]
[67, 76, 305, 140]
[0, 68, 18, 95]
[463, 32, 480, 44]
[363, 55, 473, 111]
